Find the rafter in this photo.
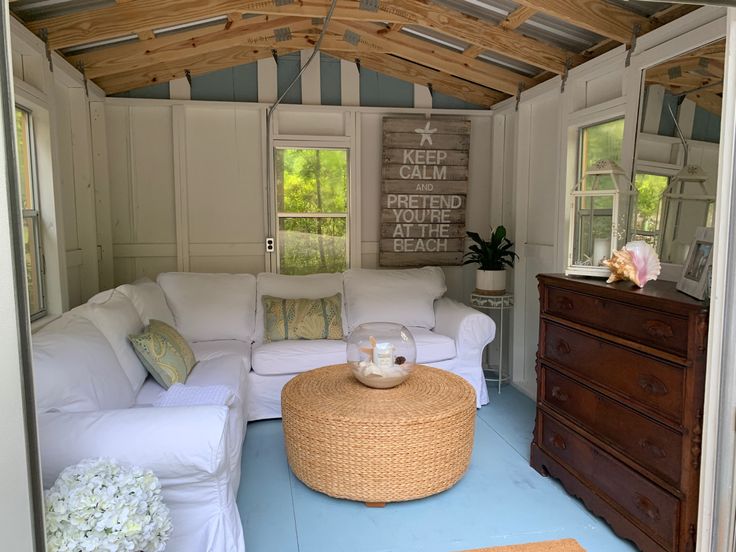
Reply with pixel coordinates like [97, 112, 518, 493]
[500, 6, 536, 31]
[512, 0, 650, 44]
[68, 16, 313, 79]
[381, 0, 581, 74]
[326, 21, 532, 96]
[25, 0, 405, 50]
[325, 50, 504, 107]
[96, 44, 299, 94]
[27, 0, 579, 74]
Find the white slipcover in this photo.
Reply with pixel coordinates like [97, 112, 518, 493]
[252, 339, 347, 376]
[37, 405, 244, 552]
[410, 327, 457, 363]
[117, 277, 176, 326]
[254, 272, 347, 342]
[157, 272, 257, 342]
[191, 340, 251, 363]
[32, 315, 135, 413]
[75, 291, 147, 393]
[343, 267, 447, 331]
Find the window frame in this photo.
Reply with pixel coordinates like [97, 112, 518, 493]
[271, 139, 353, 275]
[15, 105, 46, 320]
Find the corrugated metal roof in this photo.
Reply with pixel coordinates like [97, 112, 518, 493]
[11, 0, 113, 22]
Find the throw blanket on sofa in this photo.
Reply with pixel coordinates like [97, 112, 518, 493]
[153, 384, 234, 408]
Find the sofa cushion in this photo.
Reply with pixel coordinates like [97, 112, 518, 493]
[79, 290, 147, 393]
[262, 294, 344, 342]
[344, 267, 447, 331]
[129, 320, 197, 389]
[255, 272, 346, 342]
[117, 277, 175, 326]
[252, 339, 347, 376]
[32, 315, 136, 413]
[157, 272, 257, 342]
[136, 355, 248, 410]
[190, 340, 251, 365]
[410, 327, 457, 364]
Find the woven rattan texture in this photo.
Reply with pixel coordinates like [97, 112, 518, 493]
[282, 364, 476, 503]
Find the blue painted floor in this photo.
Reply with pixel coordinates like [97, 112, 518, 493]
[237, 387, 637, 552]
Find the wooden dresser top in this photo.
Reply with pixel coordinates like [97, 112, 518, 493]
[538, 274, 708, 314]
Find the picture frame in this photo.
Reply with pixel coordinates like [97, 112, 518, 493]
[676, 227, 715, 300]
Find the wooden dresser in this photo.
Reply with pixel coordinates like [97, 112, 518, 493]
[531, 274, 708, 552]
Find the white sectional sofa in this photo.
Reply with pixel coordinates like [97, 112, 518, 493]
[32, 267, 495, 552]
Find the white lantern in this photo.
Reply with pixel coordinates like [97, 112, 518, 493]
[566, 160, 635, 277]
[659, 164, 715, 265]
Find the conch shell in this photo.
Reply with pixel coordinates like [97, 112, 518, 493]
[603, 241, 661, 288]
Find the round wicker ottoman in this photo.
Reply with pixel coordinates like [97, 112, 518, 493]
[281, 364, 476, 506]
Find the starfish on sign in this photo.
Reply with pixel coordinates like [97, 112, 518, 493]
[414, 121, 438, 146]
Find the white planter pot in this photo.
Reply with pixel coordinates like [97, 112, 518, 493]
[475, 270, 507, 296]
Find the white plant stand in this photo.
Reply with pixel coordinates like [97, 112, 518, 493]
[470, 293, 514, 394]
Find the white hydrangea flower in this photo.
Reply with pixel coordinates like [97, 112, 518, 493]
[45, 458, 172, 552]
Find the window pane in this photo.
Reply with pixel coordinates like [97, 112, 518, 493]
[23, 217, 42, 316]
[580, 119, 624, 174]
[15, 108, 34, 210]
[279, 217, 347, 275]
[633, 173, 669, 249]
[573, 196, 613, 267]
[275, 148, 348, 213]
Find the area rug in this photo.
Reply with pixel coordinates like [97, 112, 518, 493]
[462, 538, 586, 551]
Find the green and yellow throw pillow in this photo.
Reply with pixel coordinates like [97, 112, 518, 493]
[263, 293, 344, 342]
[129, 319, 197, 389]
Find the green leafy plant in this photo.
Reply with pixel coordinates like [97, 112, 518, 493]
[463, 226, 519, 271]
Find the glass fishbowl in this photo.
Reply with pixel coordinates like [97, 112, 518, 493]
[346, 322, 416, 389]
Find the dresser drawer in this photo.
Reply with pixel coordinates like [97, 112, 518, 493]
[544, 285, 689, 357]
[539, 413, 680, 550]
[542, 321, 685, 422]
[542, 368, 682, 485]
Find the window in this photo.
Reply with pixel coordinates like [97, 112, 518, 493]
[274, 147, 349, 275]
[15, 107, 45, 319]
[631, 172, 670, 247]
[573, 119, 625, 265]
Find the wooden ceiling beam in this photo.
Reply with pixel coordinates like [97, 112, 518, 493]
[27, 0, 578, 74]
[686, 91, 723, 116]
[26, 0, 407, 50]
[96, 44, 299, 94]
[325, 50, 504, 107]
[512, 0, 650, 44]
[379, 0, 582, 74]
[462, 45, 484, 58]
[500, 6, 536, 31]
[328, 20, 532, 96]
[68, 16, 313, 79]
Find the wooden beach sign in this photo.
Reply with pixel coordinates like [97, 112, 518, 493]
[379, 117, 470, 267]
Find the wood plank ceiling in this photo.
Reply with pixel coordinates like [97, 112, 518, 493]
[11, 0, 700, 105]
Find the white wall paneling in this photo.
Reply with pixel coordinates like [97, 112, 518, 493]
[413, 84, 432, 109]
[300, 49, 321, 105]
[257, 58, 277, 104]
[340, 59, 360, 107]
[169, 77, 191, 101]
[104, 103, 178, 284]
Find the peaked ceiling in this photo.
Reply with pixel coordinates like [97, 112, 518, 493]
[10, 0, 700, 105]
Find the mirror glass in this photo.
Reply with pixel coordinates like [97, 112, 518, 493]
[632, 39, 724, 265]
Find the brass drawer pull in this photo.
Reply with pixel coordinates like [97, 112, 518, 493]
[555, 339, 571, 355]
[555, 296, 574, 311]
[638, 374, 668, 396]
[549, 433, 567, 450]
[644, 320, 674, 339]
[638, 438, 667, 459]
[634, 494, 661, 521]
[551, 386, 569, 402]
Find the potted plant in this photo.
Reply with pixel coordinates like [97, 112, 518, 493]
[464, 226, 518, 295]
